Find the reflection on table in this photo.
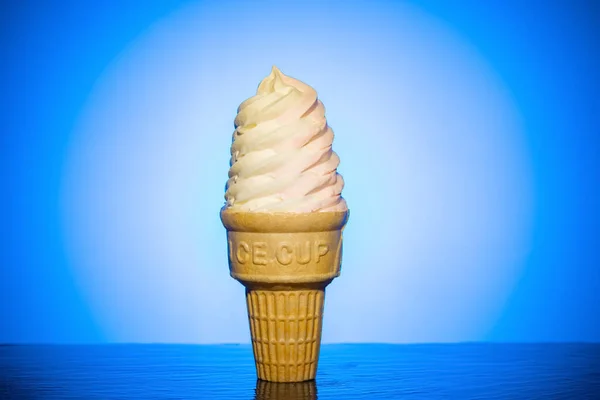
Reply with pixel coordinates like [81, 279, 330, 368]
[254, 380, 317, 400]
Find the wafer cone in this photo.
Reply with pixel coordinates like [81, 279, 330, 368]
[221, 209, 349, 382]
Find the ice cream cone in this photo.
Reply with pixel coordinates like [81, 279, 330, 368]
[221, 208, 349, 382]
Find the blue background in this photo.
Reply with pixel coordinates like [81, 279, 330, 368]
[1, 0, 598, 344]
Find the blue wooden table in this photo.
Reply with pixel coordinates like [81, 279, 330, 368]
[1, 343, 598, 399]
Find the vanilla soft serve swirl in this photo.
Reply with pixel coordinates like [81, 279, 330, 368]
[224, 66, 347, 212]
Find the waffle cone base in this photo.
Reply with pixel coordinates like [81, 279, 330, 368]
[247, 288, 324, 382]
[221, 209, 349, 382]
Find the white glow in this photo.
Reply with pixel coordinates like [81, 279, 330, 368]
[62, 1, 533, 343]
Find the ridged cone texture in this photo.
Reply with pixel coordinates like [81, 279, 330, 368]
[247, 289, 324, 382]
[221, 209, 348, 382]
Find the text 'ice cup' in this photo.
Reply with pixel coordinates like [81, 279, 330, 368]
[229, 240, 330, 266]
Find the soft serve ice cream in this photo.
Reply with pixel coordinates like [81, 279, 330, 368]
[225, 66, 347, 212]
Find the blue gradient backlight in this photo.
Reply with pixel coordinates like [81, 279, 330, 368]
[2, 1, 598, 344]
[61, 1, 531, 343]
